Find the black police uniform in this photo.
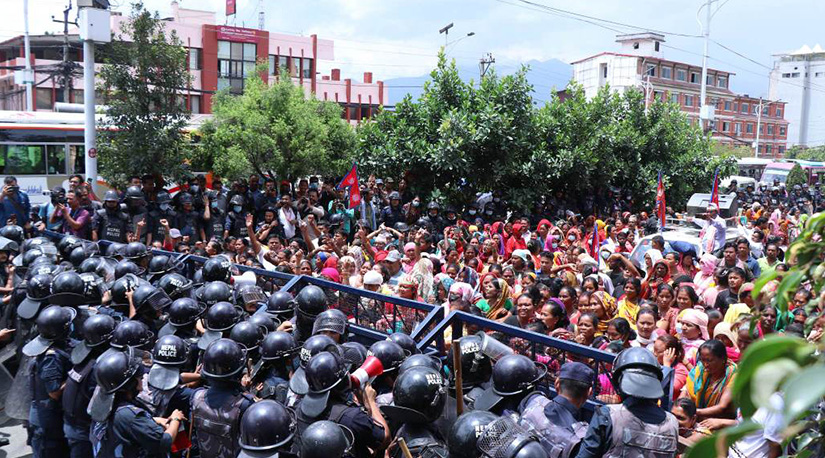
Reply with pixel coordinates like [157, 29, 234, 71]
[91, 400, 173, 458]
[95, 207, 131, 243]
[190, 381, 255, 458]
[204, 205, 226, 242]
[255, 366, 291, 404]
[30, 344, 72, 456]
[297, 396, 385, 458]
[224, 210, 249, 238]
[148, 207, 178, 244]
[575, 397, 670, 458]
[176, 208, 203, 243]
[63, 351, 101, 458]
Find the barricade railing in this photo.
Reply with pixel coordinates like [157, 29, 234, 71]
[39, 231, 673, 409]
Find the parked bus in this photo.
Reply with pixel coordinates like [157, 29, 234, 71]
[760, 160, 825, 185]
[737, 157, 772, 180]
[0, 110, 210, 205]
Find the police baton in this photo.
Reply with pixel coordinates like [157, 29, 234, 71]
[452, 339, 464, 417]
[398, 437, 414, 458]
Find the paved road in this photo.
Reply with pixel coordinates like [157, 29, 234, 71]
[0, 419, 31, 458]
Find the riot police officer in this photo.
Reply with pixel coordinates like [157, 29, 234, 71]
[475, 354, 547, 417]
[237, 400, 297, 458]
[367, 340, 406, 404]
[448, 334, 493, 410]
[22, 305, 76, 457]
[148, 190, 177, 246]
[224, 194, 249, 239]
[93, 191, 130, 243]
[447, 410, 499, 458]
[252, 331, 298, 404]
[131, 284, 172, 335]
[191, 338, 254, 458]
[198, 300, 243, 350]
[311, 308, 349, 343]
[299, 420, 353, 458]
[288, 334, 339, 404]
[293, 284, 327, 343]
[380, 192, 405, 227]
[63, 314, 116, 458]
[123, 185, 149, 243]
[383, 366, 449, 457]
[295, 351, 390, 457]
[256, 290, 295, 322]
[138, 335, 197, 419]
[90, 349, 186, 457]
[575, 347, 679, 458]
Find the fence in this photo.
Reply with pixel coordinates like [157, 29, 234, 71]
[40, 231, 673, 410]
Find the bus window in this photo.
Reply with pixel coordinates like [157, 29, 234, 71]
[47, 145, 67, 175]
[1, 145, 46, 175]
[69, 145, 85, 174]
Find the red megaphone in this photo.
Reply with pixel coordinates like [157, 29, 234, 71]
[350, 355, 384, 390]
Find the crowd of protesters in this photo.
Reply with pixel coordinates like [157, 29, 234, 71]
[0, 169, 818, 458]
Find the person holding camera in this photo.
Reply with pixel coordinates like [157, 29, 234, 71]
[39, 186, 66, 231]
[0, 176, 31, 228]
[50, 191, 92, 239]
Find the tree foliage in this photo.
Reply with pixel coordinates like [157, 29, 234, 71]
[787, 145, 825, 161]
[199, 73, 356, 181]
[97, 2, 192, 189]
[686, 212, 825, 457]
[355, 52, 736, 212]
[787, 163, 808, 189]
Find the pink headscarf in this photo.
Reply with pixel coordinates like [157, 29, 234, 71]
[321, 267, 341, 283]
[698, 254, 717, 276]
[681, 309, 710, 340]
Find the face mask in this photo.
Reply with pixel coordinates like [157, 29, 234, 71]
[493, 197, 501, 203]
[468, 209, 477, 215]
[447, 215, 456, 221]
[190, 185, 200, 193]
[159, 203, 170, 212]
[552, 242, 558, 248]
[449, 293, 461, 302]
[674, 322, 683, 335]
[568, 235, 576, 242]
[210, 201, 218, 209]
[233, 205, 243, 213]
[486, 210, 494, 216]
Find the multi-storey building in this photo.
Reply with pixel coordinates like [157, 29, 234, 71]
[0, 2, 387, 122]
[769, 44, 825, 148]
[572, 33, 788, 157]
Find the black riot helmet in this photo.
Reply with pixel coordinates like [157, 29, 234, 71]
[17, 273, 53, 320]
[299, 334, 339, 368]
[389, 191, 401, 202]
[612, 347, 664, 400]
[229, 321, 266, 352]
[114, 259, 144, 279]
[236, 284, 267, 311]
[156, 190, 172, 206]
[205, 301, 242, 332]
[202, 256, 233, 283]
[78, 257, 105, 275]
[201, 338, 247, 380]
[124, 185, 144, 203]
[48, 271, 87, 306]
[147, 254, 175, 279]
[166, 297, 205, 327]
[238, 400, 296, 456]
[22, 305, 77, 357]
[103, 190, 119, 203]
[399, 354, 443, 376]
[368, 340, 406, 374]
[156, 272, 193, 301]
[110, 274, 145, 307]
[132, 284, 173, 314]
[0, 225, 24, 244]
[312, 308, 348, 338]
[295, 284, 327, 319]
[72, 313, 117, 365]
[263, 291, 295, 319]
[123, 242, 150, 262]
[449, 334, 492, 389]
[388, 332, 420, 355]
[78, 272, 106, 306]
[475, 355, 547, 412]
[447, 411, 500, 458]
[201, 281, 233, 306]
[57, 235, 83, 258]
[96, 349, 143, 395]
[301, 351, 350, 418]
[105, 242, 126, 259]
[299, 420, 354, 458]
[260, 331, 298, 362]
[247, 313, 277, 333]
[110, 320, 154, 350]
[149, 335, 189, 391]
[392, 366, 447, 423]
[341, 341, 369, 368]
[476, 416, 546, 458]
[192, 268, 204, 287]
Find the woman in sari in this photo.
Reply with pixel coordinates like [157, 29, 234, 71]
[410, 258, 435, 304]
[693, 254, 718, 296]
[476, 277, 512, 320]
[589, 291, 618, 337]
[678, 309, 709, 367]
[642, 259, 672, 299]
[683, 339, 736, 419]
[616, 277, 641, 328]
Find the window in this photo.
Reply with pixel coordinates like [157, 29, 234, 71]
[753, 105, 759, 115]
[35, 88, 53, 110]
[278, 56, 290, 75]
[717, 76, 727, 88]
[670, 93, 679, 104]
[190, 95, 201, 114]
[302, 58, 313, 79]
[746, 123, 754, 134]
[46, 145, 66, 175]
[780, 126, 786, 136]
[740, 103, 749, 114]
[779, 146, 785, 155]
[767, 125, 774, 135]
[268, 55, 276, 75]
[676, 69, 687, 81]
[661, 67, 672, 79]
[601, 63, 608, 78]
[633, 42, 639, 49]
[690, 72, 699, 83]
[722, 121, 729, 132]
[706, 75, 715, 86]
[762, 106, 769, 115]
[776, 108, 783, 118]
[0, 145, 45, 175]
[724, 101, 731, 111]
[782, 73, 791, 78]
[816, 72, 825, 77]
[69, 145, 84, 174]
[655, 41, 660, 52]
[188, 48, 202, 70]
[217, 40, 257, 94]
[766, 145, 772, 155]
[791, 72, 800, 78]
[653, 90, 664, 101]
[684, 95, 694, 107]
[645, 64, 656, 77]
[734, 123, 742, 135]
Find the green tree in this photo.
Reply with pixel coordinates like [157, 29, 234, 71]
[788, 145, 825, 161]
[786, 163, 808, 189]
[97, 2, 192, 189]
[199, 72, 356, 181]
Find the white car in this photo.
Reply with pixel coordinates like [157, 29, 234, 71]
[626, 222, 738, 271]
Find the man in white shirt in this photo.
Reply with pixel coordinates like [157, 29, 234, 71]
[277, 194, 297, 240]
[728, 393, 784, 458]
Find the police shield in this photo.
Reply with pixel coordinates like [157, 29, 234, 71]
[5, 356, 34, 420]
[0, 361, 15, 425]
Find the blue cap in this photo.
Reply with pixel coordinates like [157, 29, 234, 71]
[558, 362, 594, 384]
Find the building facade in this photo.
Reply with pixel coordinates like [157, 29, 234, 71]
[0, 2, 387, 122]
[572, 33, 788, 157]
[769, 45, 825, 149]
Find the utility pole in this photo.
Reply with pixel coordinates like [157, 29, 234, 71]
[643, 74, 653, 114]
[23, 0, 33, 111]
[479, 53, 495, 79]
[79, 4, 111, 194]
[53, 1, 76, 103]
[754, 97, 764, 158]
[698, 0, 713, 124]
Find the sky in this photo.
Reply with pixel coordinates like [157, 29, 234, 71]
[3, 0, 824, 98]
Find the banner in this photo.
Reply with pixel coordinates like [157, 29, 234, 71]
[709, 167, 720, 207]
[226, 0, 236, 16]
[656, 171, 666, 230]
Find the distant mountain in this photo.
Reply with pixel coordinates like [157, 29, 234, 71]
[385, 58, 573, 106]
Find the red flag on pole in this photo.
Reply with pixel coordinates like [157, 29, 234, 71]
[656, 171, 666, 230]
[589, 220, 600, 266]
[337, 164, 358, 191]
[709, 167, 720, 207]
[348, 185, 362, 209]
[226, 0, 236, 16]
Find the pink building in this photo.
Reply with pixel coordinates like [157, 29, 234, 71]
[0, 2, 387, 122]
